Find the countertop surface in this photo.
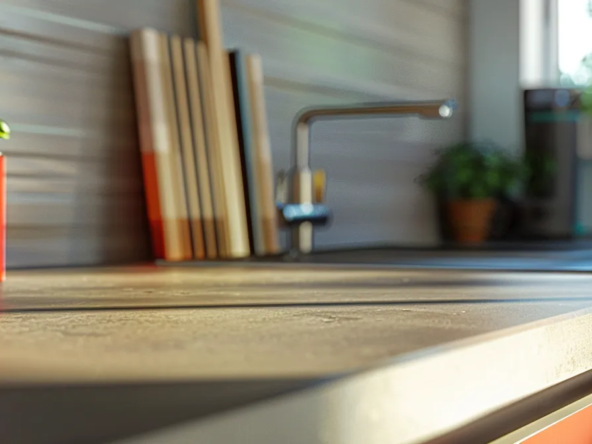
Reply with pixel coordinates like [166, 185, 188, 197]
[2, 264, 592, 443]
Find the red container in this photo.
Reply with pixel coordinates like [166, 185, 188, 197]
[0, 154, 6, 281]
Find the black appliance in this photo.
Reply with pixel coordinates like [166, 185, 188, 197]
[521, 88, 592, 239]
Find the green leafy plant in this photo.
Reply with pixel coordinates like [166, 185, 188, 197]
[581, 85, 592, 115]
[418, 141, 527, 200]
[0, 120, 9, 140]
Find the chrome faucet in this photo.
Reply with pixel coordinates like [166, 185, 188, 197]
[281, 99, 457, 255]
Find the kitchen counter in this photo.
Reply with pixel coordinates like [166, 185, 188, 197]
[2, 264, 592, 443]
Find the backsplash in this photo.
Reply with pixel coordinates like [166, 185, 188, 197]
[0, 0, 467, 267]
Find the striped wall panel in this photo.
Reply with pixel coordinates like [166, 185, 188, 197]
[0, 0, 467, 267]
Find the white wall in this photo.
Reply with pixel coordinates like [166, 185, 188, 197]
[469, 0, 523, 152]
[0, 0, 469, 267]
[521, 0, 546, 86]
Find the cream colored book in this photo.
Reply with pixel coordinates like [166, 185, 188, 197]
[184, 38, 218, 259]
[196, 42, 228, 257]
[159, 33, 193, 260]
[130, 28, 187, 261]
[245, 54, 280, 255]
[196, 0, 251, 258]
[170, 34, 206, 260]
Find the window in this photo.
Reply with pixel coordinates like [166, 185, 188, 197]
[557, 0, 592, 85]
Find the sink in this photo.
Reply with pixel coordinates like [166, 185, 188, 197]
[168, 243, 592, 272]
[286, 246, 592, 271]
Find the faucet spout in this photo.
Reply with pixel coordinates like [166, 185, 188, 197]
[293, 99, 457, 168]
[296, 99, 456, 124]
[288, 98, 457, 254]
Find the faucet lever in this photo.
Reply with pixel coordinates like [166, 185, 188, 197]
[277, 203, 332, 228]
[276, 167, 332, 252]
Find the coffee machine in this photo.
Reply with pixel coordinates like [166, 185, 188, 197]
[521, 88, 592, 239]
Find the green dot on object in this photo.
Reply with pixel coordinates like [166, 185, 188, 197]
[0, 120, 10, 140]
[575, 223, 587, 237]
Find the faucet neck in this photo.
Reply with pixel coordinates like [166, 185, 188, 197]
[291, 99, 456, 170]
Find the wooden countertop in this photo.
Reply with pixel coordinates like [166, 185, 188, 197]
[2, 264, 592, 443]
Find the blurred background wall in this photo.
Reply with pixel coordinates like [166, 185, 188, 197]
[469, 0, 522, 152]
[0, 0, 468, 267]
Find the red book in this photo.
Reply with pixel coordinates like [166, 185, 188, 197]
[130, 29, 192, 261]
[0, 154, 5, 281]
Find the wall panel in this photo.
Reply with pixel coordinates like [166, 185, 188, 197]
[0, 0, 467, 267]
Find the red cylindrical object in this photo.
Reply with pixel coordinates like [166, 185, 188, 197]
[0, 154, 6, 281]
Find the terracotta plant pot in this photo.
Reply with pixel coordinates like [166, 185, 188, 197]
[446, 199, 496, 244]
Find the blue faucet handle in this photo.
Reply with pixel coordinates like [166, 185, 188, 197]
[276, 203, 332, 228]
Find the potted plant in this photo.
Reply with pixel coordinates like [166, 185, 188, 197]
[418, 141, 526, 244]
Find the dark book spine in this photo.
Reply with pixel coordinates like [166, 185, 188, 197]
[228, 50, 255, 254]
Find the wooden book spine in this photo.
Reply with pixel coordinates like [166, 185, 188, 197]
[246, 54, 280, 255]
[170, 34, 206, 260]
[196, 0, 251, 258]
[184, 38, 218, 259]
[130, 28, 186, 261]
[159, 33, 193, 260]
[196, 42, 229, 258]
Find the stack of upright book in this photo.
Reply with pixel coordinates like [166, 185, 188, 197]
[130, 0, 280, 261]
